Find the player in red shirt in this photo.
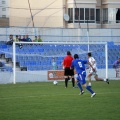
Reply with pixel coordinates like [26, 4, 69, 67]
[62, 51, 75, 88]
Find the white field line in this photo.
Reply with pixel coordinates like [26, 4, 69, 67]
[0, 92, 120, 100]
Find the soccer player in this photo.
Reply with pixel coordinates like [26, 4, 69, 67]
[71, 54, 96, 97]
[87, 52, 109, 87]
[113, 58, 120, 77]
[62, 51, 75, 88]
[113, 58, 120, 69]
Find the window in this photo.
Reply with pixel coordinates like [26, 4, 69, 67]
[68, 8, 73, 23]
[80, 8, 84, 20]
[2, 15, 6, 18]
[2, 1, 6, 4]
[109, 8, 116, 23]
[116, 8, 120, 23]
[2, 8, 6, 11]
[68, 8, 95, 24]
[75, 8, 84, 23]
[85, 8, 89, 20]
[75, 8, 79, 20]
[85, 8, 95, 23]
[103, 8, 120, 24]
[103, 8, 108, 24]
[90, 9, 95, 20]
[96, 9, 100, 23]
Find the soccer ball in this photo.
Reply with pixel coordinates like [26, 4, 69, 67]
[53, 81, 58, 85]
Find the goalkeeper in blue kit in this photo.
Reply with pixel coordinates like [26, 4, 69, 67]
[71, 54, 96, 97]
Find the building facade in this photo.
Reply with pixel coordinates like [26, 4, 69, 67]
[67, 0, 120, 28]
[4, 0, 120, 28]
[9, 0, 64, 27]
[0, 0, 9, 26]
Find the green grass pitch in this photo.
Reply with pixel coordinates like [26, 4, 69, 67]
[0, 80, 120, 120]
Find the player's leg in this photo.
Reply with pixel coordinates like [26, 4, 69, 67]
[81, 74, 96, 97]
[94, 74, 104, 81]
[75, 74, 84, 94]
[94, 74, 109, 84]
[65, 77, 69, 88]
[83, 83, 96, 97]
[87, 73, 92, 87]
[73, 74, 78, 88]
[78, 81, 84, 95]
[70, 69, 75, 88]
[64, 68, 69, 88]
[71, 76, 75, 88]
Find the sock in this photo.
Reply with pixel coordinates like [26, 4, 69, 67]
[65, 78, 68, 87]
[72, 78, 75, 87]
[88, 82, 92, 86]
[104, 79, 106, 81]
[86, 85, 94, 94]
[77, 82, 83, 92]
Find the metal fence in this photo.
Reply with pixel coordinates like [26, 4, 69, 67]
[0, 27, 120, 43]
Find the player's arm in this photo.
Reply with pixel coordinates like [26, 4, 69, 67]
[62, 61, 65, 69]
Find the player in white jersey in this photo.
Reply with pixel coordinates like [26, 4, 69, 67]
[87, 52, 109, 87]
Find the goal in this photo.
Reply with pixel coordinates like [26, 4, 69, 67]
[11, 41, 108, 84]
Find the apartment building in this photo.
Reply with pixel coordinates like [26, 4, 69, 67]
[8, 0, 120, 28]
[67, 0, 120, 28]
[0, 0, 9, 26]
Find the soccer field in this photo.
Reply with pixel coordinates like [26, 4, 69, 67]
[0, 80, 120, 120]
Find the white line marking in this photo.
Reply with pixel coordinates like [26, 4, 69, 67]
[0, 92, 120, 100]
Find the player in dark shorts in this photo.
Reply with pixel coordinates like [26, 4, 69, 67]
[62, 51, 75, 88]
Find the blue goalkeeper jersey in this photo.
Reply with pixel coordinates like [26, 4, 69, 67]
[71, 59, 88, 74]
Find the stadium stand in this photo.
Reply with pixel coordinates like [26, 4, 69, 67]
[0, 41, 120, 72]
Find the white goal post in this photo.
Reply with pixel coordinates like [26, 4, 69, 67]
[12, 42, 108, 84]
